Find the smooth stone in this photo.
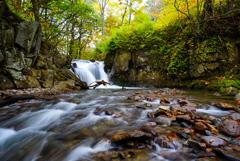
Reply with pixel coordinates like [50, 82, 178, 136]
[155, 116, 172, 127]
[201, 136, 226, 147]
[218, 119, 240, 137]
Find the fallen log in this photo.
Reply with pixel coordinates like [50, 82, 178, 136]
[0, 95, 34, 107]
[89, 80, 110, 89]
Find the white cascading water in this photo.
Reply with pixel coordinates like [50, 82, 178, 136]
[71, 60, 109, 85]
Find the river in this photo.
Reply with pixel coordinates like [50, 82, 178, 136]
[0, 87, 239, 161]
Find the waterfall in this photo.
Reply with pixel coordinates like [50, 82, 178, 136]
[71, 60, 109, 85]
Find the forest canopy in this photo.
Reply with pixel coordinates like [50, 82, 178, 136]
[2, 0, 240, 60]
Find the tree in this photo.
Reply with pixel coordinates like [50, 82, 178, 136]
[97, 0, 110, 38]
[31, 0, 42, 62]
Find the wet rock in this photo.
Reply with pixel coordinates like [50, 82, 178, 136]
[154, 109, 171, 117]
[229, 144, 240, 152]
[128, 96, 142, 102]
[230, 113, 240, 120]
[111, 130, 152, 143]
[213, 148, 240, 161]
[155, 116, 172, 126]
[147, 112, 155, 118]
[170, 104, 181, 111]
[218, 119, 240, 137]
[159, 106, 170, 111]
[201, 136, 226, 147]
[160, 98, 170, 104]
[175, 131, 189, 139]
[105, 110, 114, 115]
[194, 122, 208, 131]
[146, 97, 156, 102]
[157, 152, 181, 160]
[180, 122, 191, 128]
[220, 87, 239, 96]
[213, 101, 239, 111]
[144, 103, 152, 107]
[177, 98, 189, 105]
[196, 152, 216, 158]
[136, 105, 147, 110]
[232, 139, 240, 146]
[181, 105, 197, 111]
[176, 115, 191, 122]
[145, 122, 157, 127]
[188, 139, 206, 150]
[155, 137, 176, 149]
[140, 125, 158, 137]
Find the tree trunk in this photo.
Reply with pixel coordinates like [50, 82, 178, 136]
[31, 0, 42, 63]
[101, 10, 105, 38]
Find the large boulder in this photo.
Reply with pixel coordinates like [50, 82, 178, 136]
[40, 69, 54, 88]
[53, 52, 69, 68]
[15, 21, 39, 54]
[3, 48, 25, 71]
[53, 80, 75, 89]
[0, 74, 14, 89]
[218, 119, 240, 137]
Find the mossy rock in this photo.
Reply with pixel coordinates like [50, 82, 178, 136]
[220, 87, 239, 96]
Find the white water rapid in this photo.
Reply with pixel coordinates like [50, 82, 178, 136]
[71, 60, 109, 85]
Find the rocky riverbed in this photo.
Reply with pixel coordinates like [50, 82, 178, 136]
[0, 88, 240, 161]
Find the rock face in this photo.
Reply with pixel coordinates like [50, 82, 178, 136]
[0, 5, 88, 90]
[105, 51, 161, 86]
[218, 119, 240, 137]
[15, 21, 39, 54]
[104, 38, 240, 89]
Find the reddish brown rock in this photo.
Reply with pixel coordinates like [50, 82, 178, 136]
[170, 104, 181, 111]
[158, 152, 181, 160]
[218, 119, 240, 137]
[231, 144, 240, 152]
[188, 139, 206, 150]
[140, 125, 158, 137]
[155, 137, 176, 149]
[213, 101, 239, 111]
[111, 130, 153, 143]
[194, 122, 208, 131]
[177, 98, 189, 105]
[201, 136, 226, 147]
[176, 115, 191, 122]
[230, 113, 240, 120]
[181, 106, 197, 111]
[105, 110, 114, 115]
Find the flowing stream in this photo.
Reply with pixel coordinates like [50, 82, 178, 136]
[0, 61, 239, 161]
